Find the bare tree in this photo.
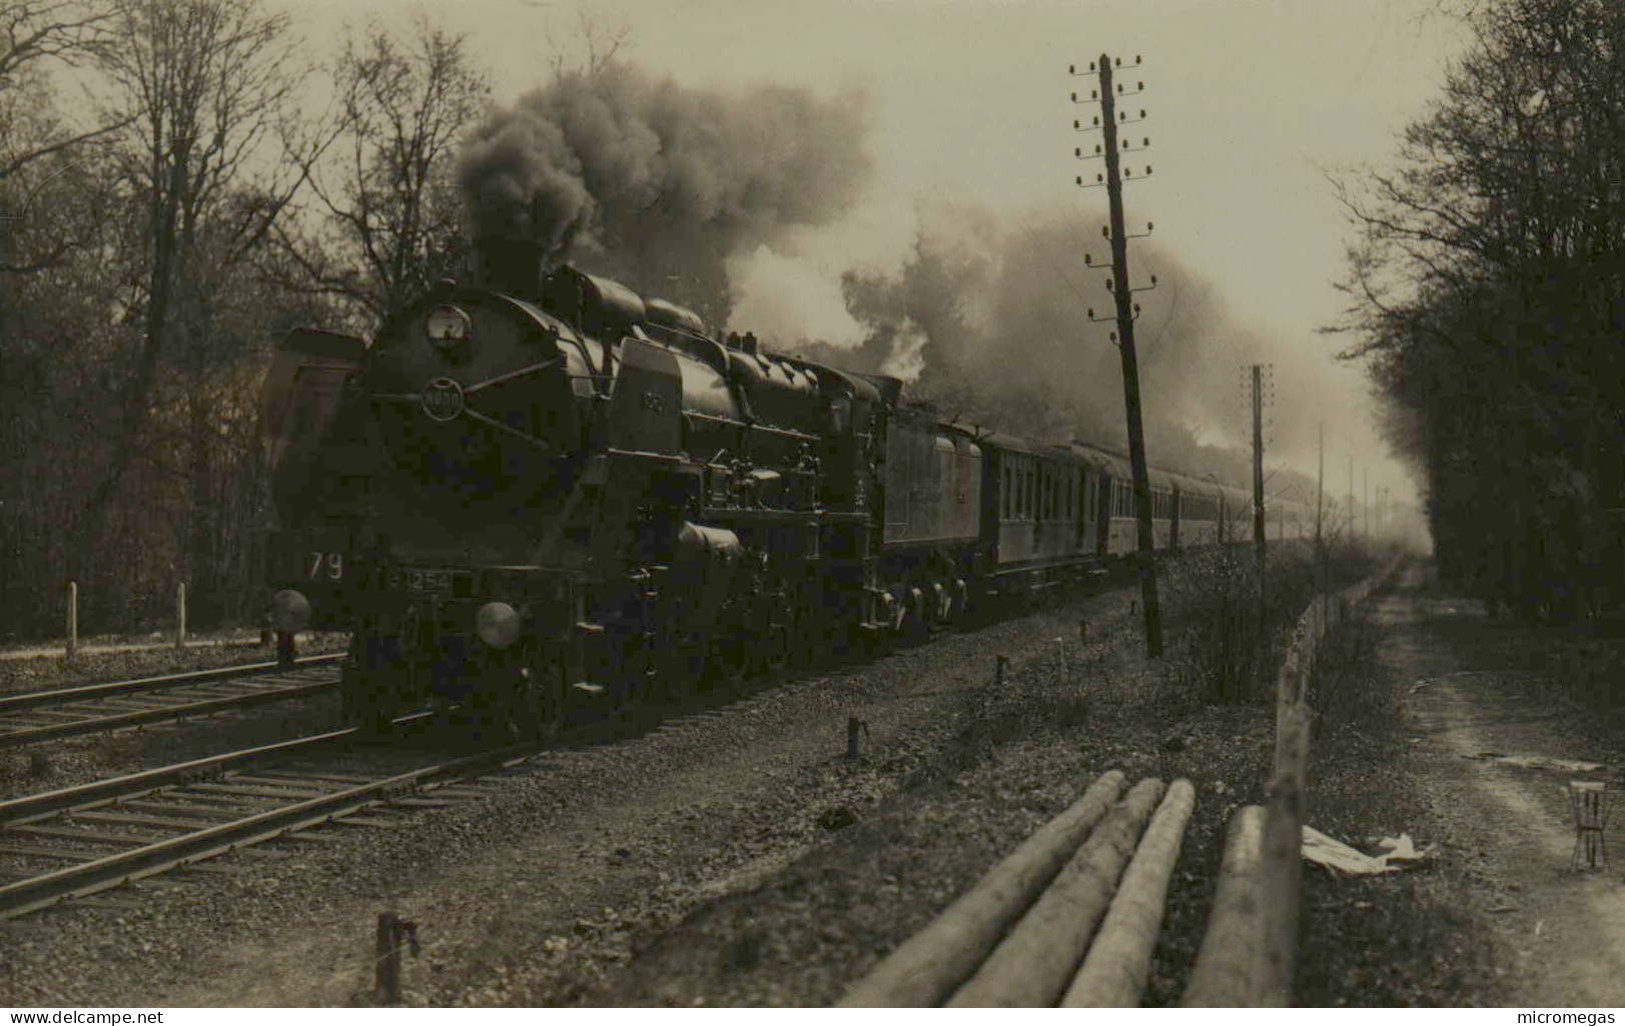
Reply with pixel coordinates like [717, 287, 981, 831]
[0, 1, 128, 274]
[80, 0, 303, 530]
[274, 16, 489, 327]
[546, 8, 629, 80]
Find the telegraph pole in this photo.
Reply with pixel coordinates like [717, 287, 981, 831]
[1251, 365, 1267, 621]
[1076, 52, 1161, 658]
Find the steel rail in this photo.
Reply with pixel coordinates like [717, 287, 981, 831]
[0, 653, 345, 714]
[0, 742, 528, 919]
[0, 670, 342, 750]
[0, 721, 414, 826]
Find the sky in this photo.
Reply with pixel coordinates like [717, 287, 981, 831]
[277, 0, 1469, 511]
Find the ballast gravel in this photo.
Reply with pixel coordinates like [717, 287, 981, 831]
[0, 556, 1280, 1007]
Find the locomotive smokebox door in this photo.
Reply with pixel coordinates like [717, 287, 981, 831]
[609, 337, 683, 454]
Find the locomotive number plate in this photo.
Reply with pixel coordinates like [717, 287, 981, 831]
[308, 551, 344, 581]
[389, 567, 459, 594]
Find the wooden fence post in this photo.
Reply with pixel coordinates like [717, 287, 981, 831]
[1258, 705, 1311, 1006]
[375, 911, 398, 1002]
[65, 581, 77, 668]
[846, 716, 868, 761]
[175, 582, 187, 650]
[373, 911, 417, 1003]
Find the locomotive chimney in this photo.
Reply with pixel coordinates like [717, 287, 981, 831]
[476, 236, 546, 296]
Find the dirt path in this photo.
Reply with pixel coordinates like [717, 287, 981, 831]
[1377, 564, 1625, 1005]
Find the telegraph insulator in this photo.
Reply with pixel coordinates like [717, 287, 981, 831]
[1068, 63, 1076, 73]
[1133, 303, 1142, 315]
[1092, 89, 1099, 100]
[1114, 57, 1121, 67]
[1146, 165, 1153, 175]
[1147, 221, 1154, 232]
[1073, 119, 1080, 129]
[1137, 81, 1144, 90]
[1150, 274, 1158, 285]
[1089, 61, 1097, 72]
[1140, 110, 1147, 118]
[1074, 147, 1081, 157]
[1084, 253, 1092, 265]
[1075, 175, 1083, 185]
[1070, 92, 1078, 102]
[1101, 225, 1109, 237]
[1087, 307, 1095, 317]
[1143, 137, 1150, 146]
[1135, 55, 1142, 64]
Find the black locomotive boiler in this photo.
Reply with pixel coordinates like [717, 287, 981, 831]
[260, 242, 1308, 732]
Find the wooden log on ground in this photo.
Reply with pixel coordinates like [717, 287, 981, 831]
[1181, 805, 1266, 1006]
[838, 769, 1127, 1007]
[1062, 778, 1197, 1007]
[947, 777, 1165, 1008]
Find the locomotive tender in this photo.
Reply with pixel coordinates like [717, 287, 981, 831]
[261, 243, 1308, 731]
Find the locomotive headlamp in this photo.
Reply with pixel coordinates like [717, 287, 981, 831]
[476, 601, 523, 649]
[270, 589, 312, 633]
[426, 305, 472, 348]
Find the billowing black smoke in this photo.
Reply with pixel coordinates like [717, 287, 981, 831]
[458, 65, 870, 325]
[793, 200, 1314, 493]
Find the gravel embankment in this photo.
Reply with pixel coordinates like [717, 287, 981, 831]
[0, 580, 1146, 1006]
[0, 552, 1342, 1007]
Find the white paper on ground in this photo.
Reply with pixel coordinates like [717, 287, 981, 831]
[1301, 826, 1434, 875]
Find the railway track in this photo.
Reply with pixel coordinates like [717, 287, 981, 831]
[0, 717, 524, 919]
[0, 654, 345, 749]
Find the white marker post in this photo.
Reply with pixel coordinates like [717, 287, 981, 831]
[175, 581, 187, 650]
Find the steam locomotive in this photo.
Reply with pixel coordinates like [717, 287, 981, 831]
[261, 242, 1309, 732]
